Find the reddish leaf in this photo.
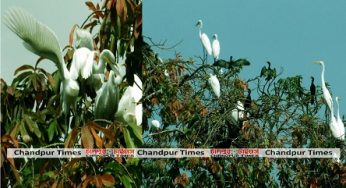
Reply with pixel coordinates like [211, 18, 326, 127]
[89, 121, 115, 140]
[14, 65, 34, 76]
[81, 176, 92, 188]
[69, 25, 77, 46]
[116, 0, 127, 22]
[89, 126, 103, 148]
[134, 13, 142, 39]
[85, 1, 97, 12]
[101, 174, 115, 187]
[81, 126, 94, 149]
[7, 157, 21, 182]
[47, 73, 56, 86]
[64, 128, 78, 148]
[95, 175, 103, 188]
[51, 180, 58, 188]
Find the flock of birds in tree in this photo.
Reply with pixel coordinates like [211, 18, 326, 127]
[2, 8, 345, 141]
[4, 7, 143, 127]
[196, 19, 345, 140]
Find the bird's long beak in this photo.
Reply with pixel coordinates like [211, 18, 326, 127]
[312, 61, 321, 64]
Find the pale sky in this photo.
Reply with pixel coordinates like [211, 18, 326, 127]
[1, 0, 89, 83]
[144, 0, 346, 116]
[1, 0, 346, 115]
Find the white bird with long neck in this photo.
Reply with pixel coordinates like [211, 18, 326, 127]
[196, 20, 212, 56]
[74, 27, 94, 50]
[313, 61, 333, 112]
[4, 8, 79, 114]
[208, 74, 220, 98]
[335, 97, 345, 140]
[212, 34, 220, 60]
[94, 70, 119, 120]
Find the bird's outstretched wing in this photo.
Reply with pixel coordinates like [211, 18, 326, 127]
[3, 7, 65, 78]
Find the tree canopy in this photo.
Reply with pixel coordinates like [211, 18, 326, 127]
[1, 0, 345, 187]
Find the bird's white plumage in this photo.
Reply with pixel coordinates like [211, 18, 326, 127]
[74, 27, 94, 50]
[94, 70, 119, 120]
[208, 74, 220, 98]
[151, 120, 160, 129]
[335, 97, 345, 140]
[212, 34, 220, 60]
[231, 101, 245, 123]
[117, 74, 143, 126]
[196, 20, 212, 56]
[4, 7, 79, 114]
[314, 61, 333, 112]
[4, 7, 65, 78]
[70, 47, 95, 80]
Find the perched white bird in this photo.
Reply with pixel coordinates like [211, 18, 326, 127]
[231, 101, 245, 123]
[4, 8, 79, 114]
[94, 70, 119, 120]
[151, 120, 160, 129]
[196, 20, 212, 56]
[212, 34, 220, 60]
[208, 74, 220, 98]
[74, 27, 94, 50]
[313, 61, 333, 112]
[335, 97, 345, 140]
[116, 74, 143, 126]
[69, 47, 95, 80]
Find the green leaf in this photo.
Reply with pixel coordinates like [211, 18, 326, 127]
[120, 175, 133, 188]
[47, 120, 58, 142]
[123, 127, 135, 148]
[12, 71, 32, 85]
[24, 115, 41, 138]
[128, 123, 143, 145]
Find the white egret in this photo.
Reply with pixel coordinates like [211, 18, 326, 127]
[212, 34, 220, 60]
[196, 20, 212, 56]
[74, 27, 94, 50]
[4, 8, 79, 114]
[313, 61, 333, 112]
[329, 99, 341, 140]
[335, 97, 345, 140]
[94, 70, 119, 120]
[231, 101, 245, 123]
[208, 74, 220, 98]
[116, 74, 143, 126]
[151, 120, 160, 129]
[69, 47, 95, 80]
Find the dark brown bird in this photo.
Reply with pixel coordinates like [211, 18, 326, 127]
[310, 76, 316, 104]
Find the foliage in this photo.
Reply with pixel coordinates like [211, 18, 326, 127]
[1, 0, 345, 187]
[141, 43, 346, 186]
[1, 0, 143, 187]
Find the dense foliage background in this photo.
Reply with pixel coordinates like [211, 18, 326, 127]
[1, 0, 345, 187]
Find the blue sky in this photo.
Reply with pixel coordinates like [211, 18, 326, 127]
[144, 0, 346, 116]
[1, 0, 346, 115]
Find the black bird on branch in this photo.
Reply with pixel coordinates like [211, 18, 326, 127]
[213, 56, 250, 73]
[260, 61, 276, 81]
[310, 76, 316, 104]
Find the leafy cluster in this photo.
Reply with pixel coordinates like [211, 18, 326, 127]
[1, 0, 345, 187]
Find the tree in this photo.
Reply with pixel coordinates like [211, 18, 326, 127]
[1, 0, 143, 187]
[1, 0, 345, 187]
